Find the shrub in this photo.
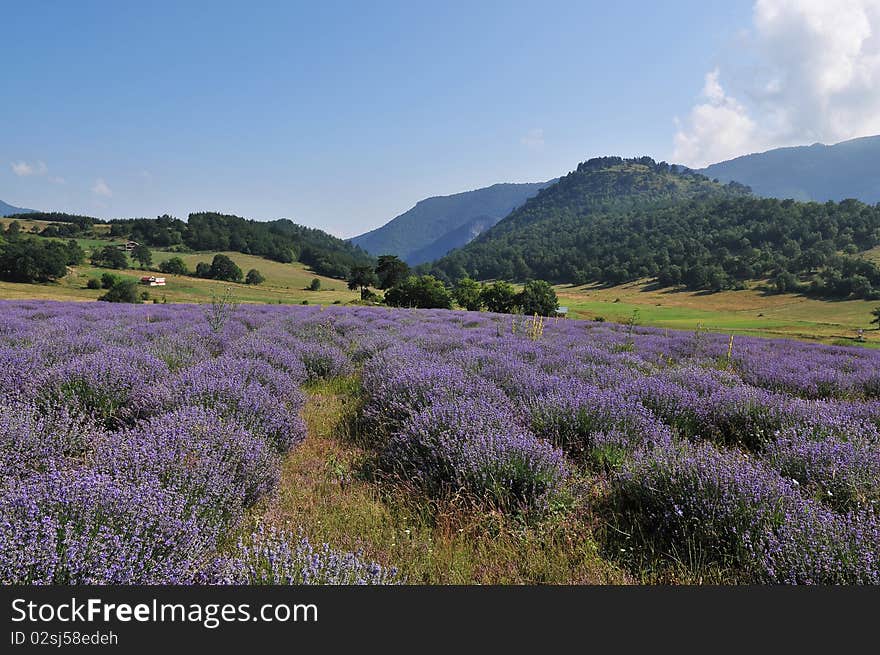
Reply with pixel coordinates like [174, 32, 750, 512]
[766, 430, 880, 512]
[384, 275, 452, 309]
[297, 343, 352, 382]
[517, 279, 558, 316]
[86, 278, 101, 289]
[309, 278, 321, 291]
[453, 277, 483, 311]
[45, 347, 169, 428]
[480, 280, 518, 314]
[98, 279, 142, 304]
[213, 524, 401, 584]
[95, 406, 279, 519]
[610, 439, 880, 583]
[210, 254, 243, 282]
[0, 399, 100, 480]
[100, 272, 117, 289]
[169, 356, 306, 453]
[0, 470, 215, 584]
[383, 396, 568, 513]
[527, 381, 671, 463]
[91, 244, 128, 269]
[245, 268, 265, 285]
[159, 257, 188, 275]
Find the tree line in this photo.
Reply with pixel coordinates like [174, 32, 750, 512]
[107, 212, 372, 279]
[10, 211, 373, 281]
[0, 222, 84, 282]
[347, 254, 559, 315]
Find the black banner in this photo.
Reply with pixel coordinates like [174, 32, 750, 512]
[0, 586, 874, 651]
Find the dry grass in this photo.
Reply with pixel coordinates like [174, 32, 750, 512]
[0, 254, 359, 306]
[0, 217, 110, 234]
[259, 380, 628, 584]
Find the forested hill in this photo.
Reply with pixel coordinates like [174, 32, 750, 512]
[350, 181, 552, 264]
[107, 212, 372, 279]
[424, 156, 880, 300]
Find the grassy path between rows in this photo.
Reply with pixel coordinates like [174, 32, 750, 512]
[257, 378, 629, 584]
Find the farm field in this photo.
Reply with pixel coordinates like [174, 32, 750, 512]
[0, 216, 112, 237]
[0, 251, 358, 305]
[553, 279, 880, 348]
[1, 250, 879, 347]
[1, 300, 878, 584]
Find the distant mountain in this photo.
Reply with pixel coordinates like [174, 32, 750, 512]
[0, 200, 37, 217]
[406, 215, 499, 265]
[351, 181, 553, 264]
[699, 135, 880, 203]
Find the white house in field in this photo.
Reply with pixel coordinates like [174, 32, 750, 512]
[140, 276, 166, 286]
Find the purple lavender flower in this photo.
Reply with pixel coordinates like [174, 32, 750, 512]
[383, 396, 568, 512]
[213, 524, 401, 585]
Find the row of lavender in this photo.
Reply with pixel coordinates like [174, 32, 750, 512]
[2, 300, 879, 583]
[0, 301, 396, 584]
[345, 308, 880, 583]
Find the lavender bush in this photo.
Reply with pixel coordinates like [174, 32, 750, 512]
[213, 524, 401, 585]
[382, 396, 568, 512]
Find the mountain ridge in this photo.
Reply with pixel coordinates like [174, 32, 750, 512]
[350, 180, 553, 264]
[698, 135, 880, 203]
[0, 199, 38, 217]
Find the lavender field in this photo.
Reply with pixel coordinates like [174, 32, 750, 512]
[1, 300, 879, 584]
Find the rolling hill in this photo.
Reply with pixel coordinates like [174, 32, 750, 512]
[0, 199, 37, 217]
[699, 135, 880, 203]
[98, 212, 374, 280]
[350, 181, 552, 264]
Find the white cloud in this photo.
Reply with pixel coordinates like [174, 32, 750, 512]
[520, 128, 545, 149]
[674, 0, 880, 166]
[92, 178, 112, 198]
[11, 160, 47, 177]
[673, 70, 764, 167]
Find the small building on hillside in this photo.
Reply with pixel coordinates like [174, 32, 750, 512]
[120, 240, 140, 251]
[555, 306, 569, 318]
[140, 276, 166, 286]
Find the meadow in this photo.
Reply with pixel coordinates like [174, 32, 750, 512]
[1, 300, 878, 584]
[0, 249, 359, 305]
[553, 279, 880, 348]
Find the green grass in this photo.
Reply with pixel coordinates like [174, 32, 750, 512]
[551, 279, 880, 347]
[256, 379, 628, 584]
[862, 245, 880, 265]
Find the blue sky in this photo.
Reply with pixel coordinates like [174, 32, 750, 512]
[6, 1, 872, 237]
